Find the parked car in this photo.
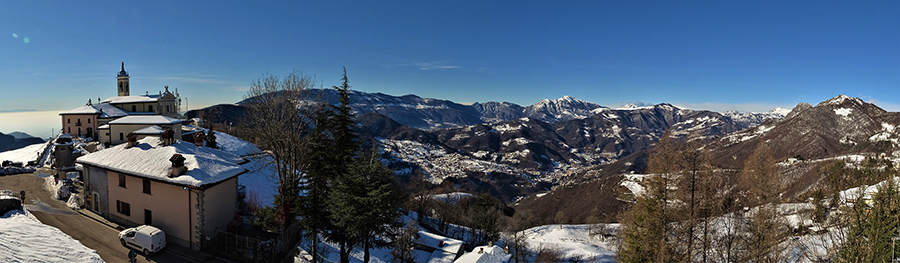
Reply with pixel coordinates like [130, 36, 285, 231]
[118, 225, 166, 255]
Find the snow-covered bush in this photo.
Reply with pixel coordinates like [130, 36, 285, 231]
[66, 193, 83, 210]
[44, 177, 70, 201]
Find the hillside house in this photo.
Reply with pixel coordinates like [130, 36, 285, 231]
[102, 115, 183, 145]
[412, 231, 465, 263]
[77, 137, 247, 251]
[454, 245, 511, 263]
[59, 102, 130, 139]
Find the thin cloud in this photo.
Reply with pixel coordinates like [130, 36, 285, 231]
[674, 102, 791, 113]
[389, 60, 461, 70]
[866, 98, 900, 112]
[415, 61, 461, 70]
[226, 86, 251, 92]
[153, 76, 232, 84]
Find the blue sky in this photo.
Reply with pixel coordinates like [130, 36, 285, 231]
[2, 1, 898, 136]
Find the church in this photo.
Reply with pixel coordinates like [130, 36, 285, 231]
[59, 63, 185, 145]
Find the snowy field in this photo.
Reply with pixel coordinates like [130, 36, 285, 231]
[515, 224, 619, 262]
[0, 209, 104, 263]
[0, 142, 47, 164]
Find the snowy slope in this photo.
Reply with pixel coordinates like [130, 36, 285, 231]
[0, 142, 48, 164]
[0, 209, 104, 263]
[514, 224, 618, 262]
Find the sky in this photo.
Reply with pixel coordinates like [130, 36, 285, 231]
[2, 1, 898, 138]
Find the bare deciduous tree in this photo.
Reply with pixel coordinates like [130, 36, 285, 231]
[243, 71, 322, 225]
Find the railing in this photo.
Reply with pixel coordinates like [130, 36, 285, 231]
[208, 220, 304, 263]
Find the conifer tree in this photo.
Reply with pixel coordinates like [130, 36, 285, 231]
[740, 143, 787, 263]
[838, 179, 900, 262]
[205, 128, 217, 149]
[338, 149, 401, 263]
[618, 131, 681, 263]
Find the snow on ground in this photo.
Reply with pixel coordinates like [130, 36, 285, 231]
[239, 155, 280, 207]
[833, 108, 852, 117]
[0, 209, 104, 263]
[515, 224, 618, 262]
[620, 174, 650, 197]
[431, 192, 473, 204]
[0, 142, 48, 164]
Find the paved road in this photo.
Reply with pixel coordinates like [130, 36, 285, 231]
[0, 171, 194, 262]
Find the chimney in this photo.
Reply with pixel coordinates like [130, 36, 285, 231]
[161, 128, 176, 146]
[193, 132, 206, 147]
[125, 133, 138, 148]
[169, 154, 187, 178]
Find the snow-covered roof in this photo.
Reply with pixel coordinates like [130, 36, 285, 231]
[94, 103, 129, 118]
[98, 124, 110, 130]
[182, 125, 263, 156]
[133, 125, 165, 135]
[428, 250, 458, 263]
[454, 245, 511, 263]
[102, 95, 160, 104]
[59, 105, 101, 115]
[416, 231, 463, 254]
[76, 137, 247, 188]
[59, 103, 131, 119]
[109, 115, 182, 125]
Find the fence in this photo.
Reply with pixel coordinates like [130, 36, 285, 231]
[208, 220, 304, 263]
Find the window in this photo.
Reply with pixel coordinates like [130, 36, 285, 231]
[119, 133, 124, 141]
[68, 127, 71, 133]
[148, 105, 153, 112]
[131, 105, 136, 112]
[87, 118, 90, 124]
[144, 209, 152, 225]
[166, 105, 170, 113]
[142, 179, 151, 194]
[116, 200, 131, 216]
[67, 118, 70, 123]
[118, 174, 126, 188]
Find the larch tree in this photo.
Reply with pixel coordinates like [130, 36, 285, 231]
[618, 131, 682, 263]
[740, 143, 787, 263]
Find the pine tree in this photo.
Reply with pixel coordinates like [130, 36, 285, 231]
[350, 149, 402, 263]
[205, 128, 217, 149]
[838, 179, 900, 262]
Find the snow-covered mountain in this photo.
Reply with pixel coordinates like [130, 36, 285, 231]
[709, 94, 900, 168]
[722, 107, 791, 128]
[358, 102, 766, 191]
[223, 89, 784, 131]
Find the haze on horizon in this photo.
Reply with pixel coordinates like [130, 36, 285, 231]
[1, 1, 898, 136]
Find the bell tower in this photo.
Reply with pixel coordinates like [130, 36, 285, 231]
[117, 62, 130, 96]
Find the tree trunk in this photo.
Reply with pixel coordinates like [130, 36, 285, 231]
[311, 234, 318, 263]
[340, 241, 349, 263]
[363, 240, 370, 263]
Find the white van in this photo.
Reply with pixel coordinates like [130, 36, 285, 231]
[118, 225, 166, 255]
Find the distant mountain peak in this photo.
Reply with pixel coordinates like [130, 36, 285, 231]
[768, 107, 791, 115]
[620, 103, 639, 110]
[819, 94, 864, 107]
